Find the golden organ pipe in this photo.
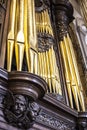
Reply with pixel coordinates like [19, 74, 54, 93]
[42, 12, 44, 32]
[27, 0, 33, 72]
[35, 13, 39, 32]
[60, 41, 73, 108]
[35, 53, 38, 74]
[42, 52, 45, 80]
[24, 0, 30, 71]
[46, 9, 53, 36]
[64, 36, 80, 111]
[27, 0, 38, 74]
[40, 52, 43, 77]
[38, 13, 42, 33]
[35, 10, 53, 36]
[32, 0, 37, 50]
[40, 52, 43, 78]
[46, 51, 52, 93]
[7, 0, 16, 71]
[35, 9, 61, 94]
[52, 47, 62, 95]
[66, 34, 85, 111]
[15, 0, 25, 71]
[38, 53, 41, 76]
[48, 47, 56, 93]
[27, 0, 33, 44]
[43, 52, 48, 81]
[39, 13, 42, 33]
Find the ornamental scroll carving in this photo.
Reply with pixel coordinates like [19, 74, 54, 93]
[36, 110, 76, 130]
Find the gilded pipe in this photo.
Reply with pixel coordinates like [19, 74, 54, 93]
[64, 36, 80, 111]
[42, 52, 46, 80]
[66, 34, 85, 111]
[44, 9, 48, 33]
[27, 0, 38, 73]
[60, 41, 73, 108]
[15, 0, 25, 71]
[38, 52, 41, 76]
[35, 12, 39, 32]
[24, 0, 30, 71]
[40, 52, 44, 78]
[43, 52, 47, 80]
[46, 51, 52, 93]
[46, 9, 53, 36]
[52, 47, 62, 95]
[29, 49, 34, 73]
[7, 0, 16, 71]
[32, 0, 37, 50]
[49, 47, 56, 93]
[42, 11, 45, 33]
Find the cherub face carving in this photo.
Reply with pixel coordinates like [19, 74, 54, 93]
[13, 95, 27, 116]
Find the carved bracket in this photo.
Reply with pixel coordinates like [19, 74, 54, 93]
[0, 68, 47, 129]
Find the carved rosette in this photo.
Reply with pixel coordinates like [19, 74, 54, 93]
[54, 0, 74, 41]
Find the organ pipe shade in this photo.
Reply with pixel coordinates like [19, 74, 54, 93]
[60, 33, 85, 111]
[7, 0, 16, 71]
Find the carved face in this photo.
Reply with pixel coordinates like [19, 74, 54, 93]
[13, 95, 27, 116]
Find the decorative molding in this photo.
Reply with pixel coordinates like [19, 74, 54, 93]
[36, 110, 76, 130]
